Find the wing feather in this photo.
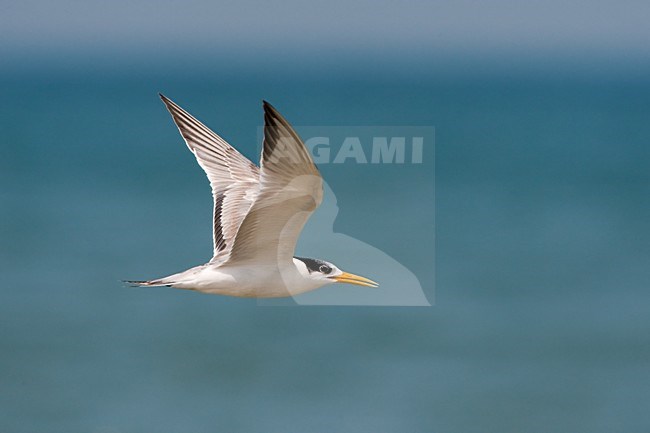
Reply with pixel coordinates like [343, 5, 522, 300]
[226, 101, 322, 266]
[159, 94, 260, 260]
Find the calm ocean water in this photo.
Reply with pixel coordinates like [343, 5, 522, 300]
[1, 67, 649, 432]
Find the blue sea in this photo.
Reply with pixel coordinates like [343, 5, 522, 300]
[1, 64, 649, 432]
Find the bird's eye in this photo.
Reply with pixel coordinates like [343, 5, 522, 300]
[319, 265, 332, 274]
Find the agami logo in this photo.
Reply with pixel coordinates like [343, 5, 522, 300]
[306, 136, 425, 164]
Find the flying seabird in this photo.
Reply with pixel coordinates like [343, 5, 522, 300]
[126, 95, 378, 298]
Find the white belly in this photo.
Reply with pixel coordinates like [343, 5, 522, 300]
[169, 261, 327, 298]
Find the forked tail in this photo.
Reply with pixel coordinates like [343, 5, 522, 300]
[123, 278, 172, 287]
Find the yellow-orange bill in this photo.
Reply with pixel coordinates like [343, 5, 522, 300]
[331, 271, 379, 288]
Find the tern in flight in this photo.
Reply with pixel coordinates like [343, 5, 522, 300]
[127, 95, 378, 297]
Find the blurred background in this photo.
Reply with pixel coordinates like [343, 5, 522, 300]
[1, 1, 649, 432]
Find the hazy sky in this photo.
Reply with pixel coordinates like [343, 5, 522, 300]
[2, 0, 649, 68]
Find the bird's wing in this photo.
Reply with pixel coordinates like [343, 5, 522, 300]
[226, 101, 323, 266]
[159, 94, 260, 261]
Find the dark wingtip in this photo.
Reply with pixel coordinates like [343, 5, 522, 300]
[262, 100, 282, 126]
[262, 100, 277, 112]
[159, 93, 171, 105]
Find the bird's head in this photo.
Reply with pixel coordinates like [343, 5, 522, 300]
[293, 257, 378, 288]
